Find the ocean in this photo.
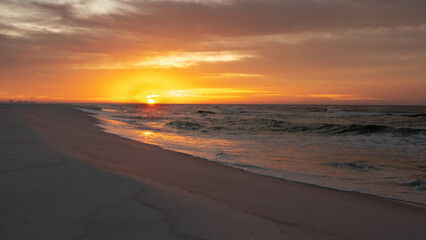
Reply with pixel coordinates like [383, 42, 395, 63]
[76, 104, 426, 204]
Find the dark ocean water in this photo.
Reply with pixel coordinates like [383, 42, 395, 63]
[76, 104, 426, 204]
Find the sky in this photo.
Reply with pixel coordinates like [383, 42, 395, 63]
[1, 0, 425, 104]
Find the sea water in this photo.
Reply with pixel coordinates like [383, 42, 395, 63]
[76, 104, 426, 204]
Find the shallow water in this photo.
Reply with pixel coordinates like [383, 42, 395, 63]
[76, 104, 426, 204]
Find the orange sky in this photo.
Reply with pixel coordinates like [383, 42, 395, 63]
[1, 0, 425, 104]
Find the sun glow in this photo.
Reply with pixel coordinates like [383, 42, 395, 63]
[130, 88, 271, 104]
[146, 94, 159, 104]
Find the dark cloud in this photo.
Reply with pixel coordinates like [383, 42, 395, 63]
[1, 0, 425, 63]
[126, 0, 426, 36]
[7, 0, 425, 37]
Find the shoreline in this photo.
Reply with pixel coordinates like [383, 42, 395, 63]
[2, 104, 426, 239]
[77, 104, 426, 207]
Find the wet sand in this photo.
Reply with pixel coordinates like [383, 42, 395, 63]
[1, 104, 425, 239]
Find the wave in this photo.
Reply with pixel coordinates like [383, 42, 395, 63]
[227, 118, 425, 136]
[114, 114, 165, 121]
[325, 106, 426, 118]
[223, 108, 246, 114]
[313, 124, 425, 135]
[166, 120, 203, 130]
[400, 113, 426, 118]
[402, 179, 426, 191]
[101, 108, 121, 113]
[331, 112, 426, 118]
[117, 111, 425, 136]
[332, 112, 387, 117]
[195, 110, 215, 114]
[214, 151, 236, 160]
[328, 161, 377, 171]
[224, 162, 264, 170]
[325, 108, 343, 113]
[278, 122, 423, 136]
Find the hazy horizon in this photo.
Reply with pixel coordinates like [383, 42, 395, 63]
[2, 100, 426, 107]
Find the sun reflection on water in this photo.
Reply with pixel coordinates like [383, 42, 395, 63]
[141, 131, 153, 137]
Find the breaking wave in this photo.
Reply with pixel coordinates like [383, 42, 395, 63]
[166, 120, 203, 130]
[403, 179, 426, 191]
[328, 161, 378, 171]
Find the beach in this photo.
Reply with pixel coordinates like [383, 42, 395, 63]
[1, 104, 425, 240]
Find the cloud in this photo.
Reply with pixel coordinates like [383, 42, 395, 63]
[72, 51, 254, 69]
[1, 0, 425, 103]
[4, 0, 426, 39]
[134, 51, 254, 68]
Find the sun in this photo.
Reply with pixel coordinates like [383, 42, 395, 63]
[145, 94, 159, 104]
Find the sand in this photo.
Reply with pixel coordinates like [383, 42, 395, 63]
[1, 104, 425, 239]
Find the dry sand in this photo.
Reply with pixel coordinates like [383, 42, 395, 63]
[1, 104, 425, 239]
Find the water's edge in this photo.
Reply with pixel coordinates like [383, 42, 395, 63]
[74, 106, 426, 206]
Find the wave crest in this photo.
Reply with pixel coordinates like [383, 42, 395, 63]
[232, 119, 425, 136]
[166, 120, 203, 130]
[329, 161, 377, 171]
[403, 179, 426, 191]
